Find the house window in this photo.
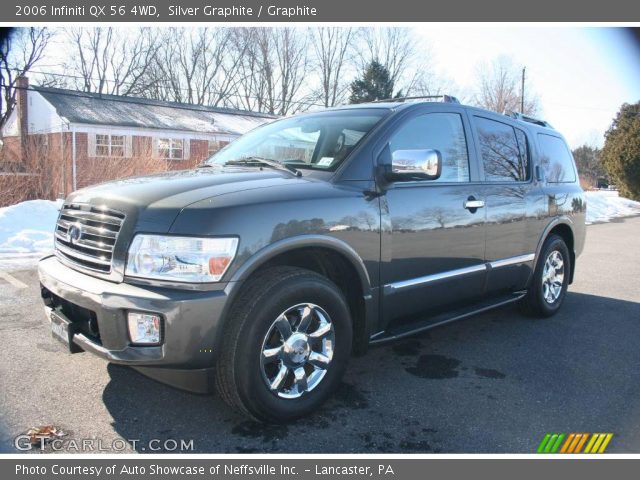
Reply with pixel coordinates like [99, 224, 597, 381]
[158, 138, 185, 160]
[95, 134, 126, 157]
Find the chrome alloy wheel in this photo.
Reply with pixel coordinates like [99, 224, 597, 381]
[260, 303, 335, 399]
[542, 250, 565, 304]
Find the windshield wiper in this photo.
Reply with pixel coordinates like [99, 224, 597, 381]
[224, 156, 301, 177]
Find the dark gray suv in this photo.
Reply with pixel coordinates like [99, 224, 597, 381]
[39, 98, 586, 422]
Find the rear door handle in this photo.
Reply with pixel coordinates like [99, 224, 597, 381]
[464, 196, 485, 211]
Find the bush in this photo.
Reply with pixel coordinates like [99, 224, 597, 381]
[601, 102, 640, 200]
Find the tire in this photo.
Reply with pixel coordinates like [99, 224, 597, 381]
[520, 234, 571, 317]
[215, 266, 352, 423]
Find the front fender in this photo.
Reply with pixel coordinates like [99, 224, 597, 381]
[228, 234, 372, 296]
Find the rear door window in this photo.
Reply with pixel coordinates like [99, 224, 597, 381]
[475, 116, 529, 182]
[537, 134, 577, 183]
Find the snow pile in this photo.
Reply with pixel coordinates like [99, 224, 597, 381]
[585, 190, 640, 225]
[0, 199, 62, 255]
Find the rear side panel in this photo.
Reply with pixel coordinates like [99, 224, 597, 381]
[532, 130, 587, 278]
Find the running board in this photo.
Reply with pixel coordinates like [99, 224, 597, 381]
[369, 292, 526, 345]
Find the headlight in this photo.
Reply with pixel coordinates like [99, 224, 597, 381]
[125, 235, 238, 282]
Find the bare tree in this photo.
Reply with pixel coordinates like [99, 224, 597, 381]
[231, 28, 309, 115]
[473, 56, 539, 115]
[63, 27, 160, 96]
[143, 28, 246, 107]
[310, 27, 355, 107]
[407, 70, 460, 98]
[0, 28, 52, 131]
[274, 28, 309, 114]
[356, 27, 419, 95]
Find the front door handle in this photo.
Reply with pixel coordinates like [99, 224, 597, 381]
[464, 196, 485, 212]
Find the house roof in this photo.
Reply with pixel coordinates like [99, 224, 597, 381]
[32, 87, 277, 135]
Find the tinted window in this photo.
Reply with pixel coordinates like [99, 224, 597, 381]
[538, 134, 577, 183]
[514, 128, 530, 179]
[475, 116, 529, 182]
[388, 113, 470, 182]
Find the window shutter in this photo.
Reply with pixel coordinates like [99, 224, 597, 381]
[183, 139, 190, 160]
[88, 133, 96, 157]
[125, 136, 133, 158]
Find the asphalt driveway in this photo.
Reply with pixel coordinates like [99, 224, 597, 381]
[1, 217, 639, 453]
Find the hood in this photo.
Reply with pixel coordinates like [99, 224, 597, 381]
[67, 167, 308, 232]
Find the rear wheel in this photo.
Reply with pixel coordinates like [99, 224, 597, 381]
[215, 266, 352, 423]
[520, 234, 570, 317]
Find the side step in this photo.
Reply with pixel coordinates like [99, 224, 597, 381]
[369, 291, 526, 345]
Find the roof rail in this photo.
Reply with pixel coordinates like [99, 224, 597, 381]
[371, 95, 461, 104]
[504, 110, 553, 129]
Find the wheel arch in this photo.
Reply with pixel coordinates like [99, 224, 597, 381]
[224, 235, 375, 355]
[535, 218, 576, 284]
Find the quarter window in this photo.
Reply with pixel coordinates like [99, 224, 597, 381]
[475, 117, 529, 182]
[537, 134, 576, 183]
[388, 113, 470, 182]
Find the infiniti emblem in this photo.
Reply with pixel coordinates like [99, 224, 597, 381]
[67, 224, 82, 244]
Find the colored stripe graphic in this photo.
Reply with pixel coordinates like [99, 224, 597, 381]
[574, 433, 589, 453]
[538, 433, 613, 454]
[550, 434, 565, 453]
[537, 433, 552, 453]
[559, 433, 575, 453]
[598, 433, 613, 453]
[584, 433, 614, 454]
[537, 433, 565, 453]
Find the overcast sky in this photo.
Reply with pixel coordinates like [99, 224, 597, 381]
[412, 26, 640, 148]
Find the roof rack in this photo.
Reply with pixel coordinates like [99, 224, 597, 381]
[372, 95, 461, 104]
[504, 111, 553, 129]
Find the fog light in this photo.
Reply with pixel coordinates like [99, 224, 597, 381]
[127, 312, 162, 345]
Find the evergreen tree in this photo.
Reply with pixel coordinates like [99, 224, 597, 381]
[572, 144, 606, 188]
[349, 60, 394, 104]
[601, 102, 640, 200]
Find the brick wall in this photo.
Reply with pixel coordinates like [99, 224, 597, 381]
[1, 130, 235, 205]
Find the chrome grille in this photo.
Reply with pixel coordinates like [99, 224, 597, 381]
[54, 204, 125, 273]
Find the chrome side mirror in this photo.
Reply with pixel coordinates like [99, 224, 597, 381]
[387, 149, 442, 181]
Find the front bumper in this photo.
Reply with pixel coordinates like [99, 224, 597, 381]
[38, 255, 232, 390]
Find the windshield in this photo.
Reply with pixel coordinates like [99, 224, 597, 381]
[205, 109, 386, 171]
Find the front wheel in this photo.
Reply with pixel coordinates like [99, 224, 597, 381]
[520, 234, 571, 317]
[215, 266, 352, 423]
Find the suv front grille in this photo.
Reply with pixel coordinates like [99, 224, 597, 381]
[54, 204, 125, 273]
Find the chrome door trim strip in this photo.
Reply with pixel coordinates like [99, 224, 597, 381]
[488, 253, 535, 269]
[383, 253, 536, 295]
[384, 263, 487, 295]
